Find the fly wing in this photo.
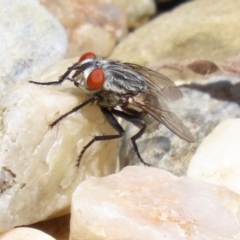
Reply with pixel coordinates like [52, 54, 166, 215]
[124, 62, 182, 102]
[132, 91, 195, 143]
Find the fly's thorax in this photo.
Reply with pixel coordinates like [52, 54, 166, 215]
[102, 71, 147, 94]
[100, 60, 148, 94]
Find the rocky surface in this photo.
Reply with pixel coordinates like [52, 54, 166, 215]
[1, 60, 240, 240]
[70, 166, 240, 240]
[110, 0, 240, 79]
[0, 0, 67, 92]
[0, 59, 119, 232]
[1, 0, 240, 239]
[188, 119, 240, 195]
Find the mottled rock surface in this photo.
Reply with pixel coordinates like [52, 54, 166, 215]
[119, 76, 240, 176]
[70, 166, 240, 240]
[0, 59, 119, 232]
[0, 0, 67, 91]
[188, 119, 240, 195]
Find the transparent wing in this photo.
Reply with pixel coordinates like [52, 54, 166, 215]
[132, 91, 195, 143]
[124, 62, 183, 102]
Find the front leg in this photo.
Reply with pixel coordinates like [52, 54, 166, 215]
[29, 62, 79, 85]
[50, 95, 99, 128]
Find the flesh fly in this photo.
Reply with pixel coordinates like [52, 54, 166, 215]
[30, 52, 195, 166]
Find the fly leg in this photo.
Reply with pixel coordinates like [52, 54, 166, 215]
[111, 109, 150, 166]
[50, 95, 98, 128]
[29, 63, 79, 85]
[76, 107, 125, 167]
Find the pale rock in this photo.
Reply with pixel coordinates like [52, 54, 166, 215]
[0, 59, 119, 232]
[70, 166, 240, 240]
[111, 0, 240, 78]
[0, 227, 56, 240]
[0, 0, 67, 91]
[188, 119, 240, 195]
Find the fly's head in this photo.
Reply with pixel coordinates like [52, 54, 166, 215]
[71, 52, 105, 94]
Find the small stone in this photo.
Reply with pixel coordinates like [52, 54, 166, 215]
[188, 119, 240, 195]
[0, 0, 67, 91]
[70, 166, 240, 240]
[0, 59, 119, 231]
[0, 227, 56, 240]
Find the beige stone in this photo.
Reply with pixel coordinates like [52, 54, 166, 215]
[0, 59, 119, 232]
[188, 119, 240, 195]
[0, 0, 67, 92]
[0, 227, 56, 240]
[70, 166, 240, 240]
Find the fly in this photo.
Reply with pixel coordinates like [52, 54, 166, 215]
[30, 52, 195, 167]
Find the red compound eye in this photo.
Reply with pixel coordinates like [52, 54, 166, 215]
[87, 68, 105, 90]
[78, 52, 96, 63]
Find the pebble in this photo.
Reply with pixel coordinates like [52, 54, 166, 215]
[0, 59, 119, 232]
[70, 166, 240, 240]
[188, 119, 240, 195]
[0, 0, 67, 91]
[0, 227, 56, 240]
